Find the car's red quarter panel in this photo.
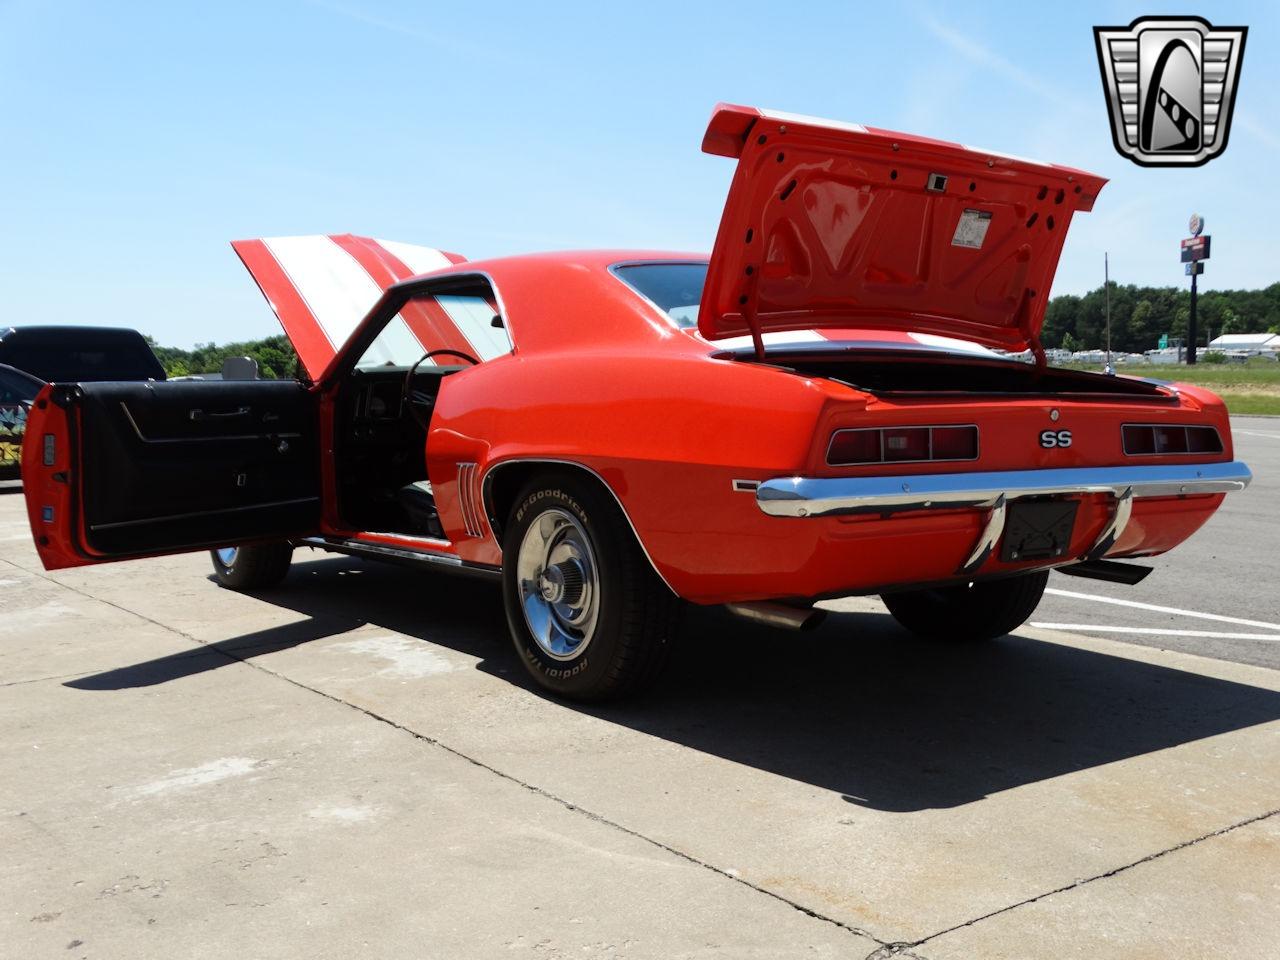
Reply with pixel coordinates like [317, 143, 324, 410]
[429, 349, 828, 571]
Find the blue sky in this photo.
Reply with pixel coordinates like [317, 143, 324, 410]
[1, 1, 1276, 347]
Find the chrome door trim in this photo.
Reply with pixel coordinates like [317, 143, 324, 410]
[297, 536, 501, 581]
[118, 401, 303, 445]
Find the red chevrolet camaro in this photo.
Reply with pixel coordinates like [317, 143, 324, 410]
[21, 104, 1251, 700]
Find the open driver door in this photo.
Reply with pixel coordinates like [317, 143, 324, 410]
[23, 379, 321, 570]
[24, 234, 461, 571]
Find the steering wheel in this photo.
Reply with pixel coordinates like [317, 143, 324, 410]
[402, 349, 481, 429]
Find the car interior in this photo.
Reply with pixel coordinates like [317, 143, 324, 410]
[332, 278, 506, 539]
[54, 279, 507, 557]
[334, 363, 468, 538]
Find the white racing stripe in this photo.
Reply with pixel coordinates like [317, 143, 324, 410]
[375, 238, 453, 277]
[1044, 587, 1280, 632]
[909, 332, 1000, 356]
[263, 236, 382, 348]
[1032, 624, 1280, 642]
[711, 330, 828, 350]
[263, 235, 422, 365]
[759, 108, 868, 135]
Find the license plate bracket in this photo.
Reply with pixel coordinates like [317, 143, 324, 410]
[1000, 498, 1079, 562]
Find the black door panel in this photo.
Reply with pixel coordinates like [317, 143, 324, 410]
[71, 380, 320, 555]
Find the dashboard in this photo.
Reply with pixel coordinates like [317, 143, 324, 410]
[343, 366, 468, 443]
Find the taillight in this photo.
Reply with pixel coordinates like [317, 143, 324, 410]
[1122, 424, 1223, 456]
[882, 427, 930, 462]
[827, 425, 978, 466]
[827, 429, 880, 464]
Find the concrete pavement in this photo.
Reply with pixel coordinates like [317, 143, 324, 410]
[1, 487, 1278, 957]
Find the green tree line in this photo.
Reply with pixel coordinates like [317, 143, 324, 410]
[1043, 281, 1280, 353]
[146, 279, 1280, 376]
[146, 334, 300, 379]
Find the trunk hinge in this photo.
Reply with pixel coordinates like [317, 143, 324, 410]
[1029, 334, 1047, 373]
[1012, 287, 1046, 373]
[742, 296, 766, 361]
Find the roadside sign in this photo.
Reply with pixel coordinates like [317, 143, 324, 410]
[1182, 223, 1211, 366]
[1180, 235, 1211, 262]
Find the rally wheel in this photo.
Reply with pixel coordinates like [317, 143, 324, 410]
[881, 570, 1049, 642]
[502, 474, 679, 700]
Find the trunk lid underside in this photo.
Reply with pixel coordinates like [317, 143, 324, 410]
[698, 104, 1108, 357]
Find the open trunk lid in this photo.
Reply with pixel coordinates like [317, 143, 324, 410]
[231, 234, 464, 379]
[698, 104, 1107, 359]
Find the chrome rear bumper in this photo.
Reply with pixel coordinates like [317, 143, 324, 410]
[756, 461, 1251, 575]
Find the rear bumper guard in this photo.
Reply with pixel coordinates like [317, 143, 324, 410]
[755, 461, 1252, 575]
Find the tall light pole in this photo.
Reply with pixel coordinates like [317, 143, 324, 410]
[1183, 214, 1209, 365]
[1104, 252, 1113, 374]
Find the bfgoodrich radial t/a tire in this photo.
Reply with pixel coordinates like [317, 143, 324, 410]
[209, 543, 294, 591]
[502, 474, 679, 701]
[881, 570, 1050, 642]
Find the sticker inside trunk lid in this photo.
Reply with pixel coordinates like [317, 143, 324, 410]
[951, 209, 992, 249]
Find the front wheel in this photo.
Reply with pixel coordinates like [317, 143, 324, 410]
[209, 543, 294, 590]
[881, 570, 1049, 642]
[502, 475, 679, 701]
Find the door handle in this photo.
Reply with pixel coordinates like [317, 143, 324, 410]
[189, 406, 250, 421]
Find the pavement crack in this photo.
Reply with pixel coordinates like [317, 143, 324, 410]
[11, 561, 890, 950]
[865, 944, 930, 960]
[0, 670, 95, 688]
[238, 660, 892, 949]
[910, 805, 1280, 948]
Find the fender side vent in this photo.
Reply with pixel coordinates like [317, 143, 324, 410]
[456, 463, 485, 537]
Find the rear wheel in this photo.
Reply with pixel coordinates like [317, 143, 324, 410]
[209, 543, 294, 590]
[881, 570, 1049, 642]
[501, 474, 679, 701]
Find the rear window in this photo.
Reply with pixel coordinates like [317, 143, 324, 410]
[612, 262, 708, 329]
[0, 331, 165, 382]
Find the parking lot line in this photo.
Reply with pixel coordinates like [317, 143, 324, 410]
[1031, 624, 1280, 642]
[1044, 588, 1280, 633]
[1233, 430, 1280, 440]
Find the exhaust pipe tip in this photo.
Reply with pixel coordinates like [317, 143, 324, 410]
[726, 601, 827, 632]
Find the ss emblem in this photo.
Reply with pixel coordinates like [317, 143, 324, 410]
[1040, 429, 1073, 449]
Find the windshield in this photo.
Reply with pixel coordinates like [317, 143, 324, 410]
[612, 262, 707, 329]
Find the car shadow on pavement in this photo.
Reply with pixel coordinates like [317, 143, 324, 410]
[68, 554, 1280, 812]
[64, 614, 365, 690]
